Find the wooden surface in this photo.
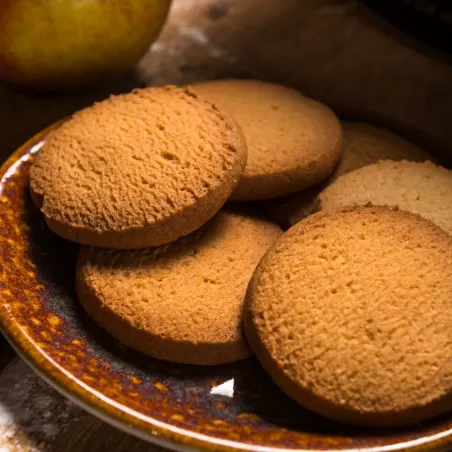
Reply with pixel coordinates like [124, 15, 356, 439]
[1, 0, 452, 449]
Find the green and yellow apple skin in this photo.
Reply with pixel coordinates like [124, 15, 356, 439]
[0, 0, 171, 89]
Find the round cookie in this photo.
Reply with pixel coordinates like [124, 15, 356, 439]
[76, 211, 282, 365]
[334, 122, 431, 178]
[317, 160, 452, 235]
[265, 123, 432, 228]
[191, 79, 343, 200]
[30, 86, 247, 249]
[245, 206, 452, 427]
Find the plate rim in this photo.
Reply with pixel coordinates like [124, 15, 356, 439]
[0, 122, 451, 452]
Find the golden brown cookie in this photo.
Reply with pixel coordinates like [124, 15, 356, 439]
[265, 123, 432, 228]
[245, 206, 452, 427]
[76, 211, 282, 365]
[317, 160, 452, 235]
[334, 123, 431, 176]
[30, 86, 247, 249]
[191, 79, 342, 200]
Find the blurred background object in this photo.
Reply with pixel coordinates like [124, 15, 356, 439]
[0, 0, 171, 90]
[363, 0, 452, 56]
[2, 0, 452, 162]
[138, 0, 452, 158]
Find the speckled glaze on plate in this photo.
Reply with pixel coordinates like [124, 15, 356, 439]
[0, 122, 451, 452]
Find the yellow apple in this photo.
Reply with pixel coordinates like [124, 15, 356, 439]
[0, 0, 171, 89]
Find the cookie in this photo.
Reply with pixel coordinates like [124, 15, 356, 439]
[191, 79, 342, 200]
[76, 211, 282, 365]
[317, 160, 452, 235]
[334, 123, 432, 176]
[30, 86, 247, 249]
[245, 206, 452, 427]
[266, 123, 432, 228]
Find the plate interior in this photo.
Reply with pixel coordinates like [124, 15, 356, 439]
[0, 127, 451, 452]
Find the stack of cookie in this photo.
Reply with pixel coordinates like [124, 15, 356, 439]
[30, 81, 452, 428]
[29, 81, 342, 367]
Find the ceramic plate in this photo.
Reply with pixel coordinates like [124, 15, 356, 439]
[0, 122, 451, 452]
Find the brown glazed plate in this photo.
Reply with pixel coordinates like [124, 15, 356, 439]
[0, 122, 451, 452]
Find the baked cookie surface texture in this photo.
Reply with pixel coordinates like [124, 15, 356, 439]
[77, 211, 282, 365]
[317, 160, 452, 235]
[192, 79, 342, 200]
[30, 86, 247, 249]
[267, 123, 431, 228]
[245, 206, 452, 426]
